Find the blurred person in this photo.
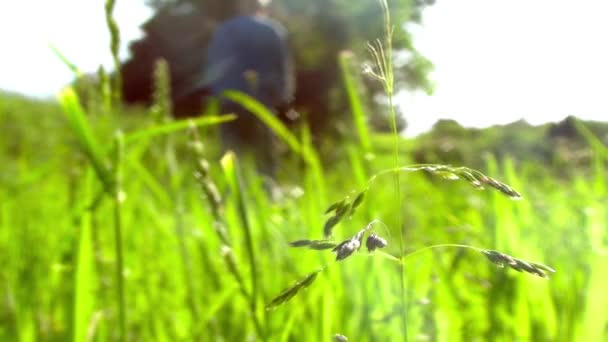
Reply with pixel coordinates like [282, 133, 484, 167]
[203, 0, 294, 178]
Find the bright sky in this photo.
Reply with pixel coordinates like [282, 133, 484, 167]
[0, 1, 152, 97]
[402, 0, 608, 135]
[1, 1, 606, 135]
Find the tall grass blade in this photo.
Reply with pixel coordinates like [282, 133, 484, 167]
[58, 88, 114, 193]
[339, 52, 371, 153]
[112, 132, 126, 342]
[124, 115, 235, 144]
[223, 90, 307, 161]
[73, 171, 96, 342]
[49, 45, 82, 77]
[220, 152, 264, 338]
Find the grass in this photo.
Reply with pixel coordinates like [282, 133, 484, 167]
[2, 85, 607, 342]
[1, 0, 607, 340]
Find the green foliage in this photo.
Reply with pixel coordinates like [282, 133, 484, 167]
[413, 117, 608, 174]
[2, 87, 608, 340]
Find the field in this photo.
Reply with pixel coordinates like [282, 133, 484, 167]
[1, 81, 607, 342]
[2, 0, 608, 339]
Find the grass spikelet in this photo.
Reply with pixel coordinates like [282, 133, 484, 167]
[333, 237, 362, 261]
[151, 59, 171, 122]
[323, 190, 368, 236]
[323, 215, 343, 237]
[399, 164, 523, 199]
[309, 241, 338, 250]
[221, 246, 248, 295]
[332, 222, 387, 261]
[366, 233, 387, 252]
[324, 164, 522, 239]
[190, 130, 230, 245]
[265, 270, 321, 310]
[289, 239, 313, 247]
[334, 333, 349, 341]
[291, 220, 390, 261]
[289, 239, 339, 250]
[325, 199, 347, 214]
[323, 203, 353, 237]
[481, 250, 555, 278]
[349, 189, 367, 215]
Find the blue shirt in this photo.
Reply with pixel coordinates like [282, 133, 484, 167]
[204, 15, 293, 108]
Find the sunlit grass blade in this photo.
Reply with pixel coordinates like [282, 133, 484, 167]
[223, 90, 310, 162]
[220, 152, 264, 337]
[111, 132, 126, 342]
[73, 170, 96, 342]
[49, 44, 82, 77]
[58, 87, 114, 193]
[124, 115, 235, 144]
[339, 51, 371, 153]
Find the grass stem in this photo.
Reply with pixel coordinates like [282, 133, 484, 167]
[112, 132, 126, 342]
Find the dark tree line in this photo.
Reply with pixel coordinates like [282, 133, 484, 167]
[121, 0, 435, 139]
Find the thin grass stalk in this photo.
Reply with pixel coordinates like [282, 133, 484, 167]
[220, 153, 265, 338]
[112, 132, 126, 342]
[152, 59, 202, 337]
[97, 66, 113, 114]
[49, 45, 82, 78]
[104, 0, 122, 106]
[190, 126, 264, 338]
[73, 170, 96, 342]
[373, 0, 408, 338]
[174, 201, 201, 336]
[339, 52, 371, 153]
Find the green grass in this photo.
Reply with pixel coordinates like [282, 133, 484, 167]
[0, 0, 607, 339]
[1, 88, 607, 341]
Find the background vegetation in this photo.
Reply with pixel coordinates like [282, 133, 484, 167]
[121, 0, 434, 138]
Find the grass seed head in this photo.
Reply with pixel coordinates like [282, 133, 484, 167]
[309, 241, 338, 250]
[289, 239, 337, 250]
[325, 199, 346, 214]
[265, 270, 320, 310]
[333, 238, 361, 261]
[349, 190, 367, 216]
[482, 250, 555, 278]
[324, 215, 342, 237]
[289, 239, 312, 247]
[366, 233, 388, 252]
[334, 334, 349, 342]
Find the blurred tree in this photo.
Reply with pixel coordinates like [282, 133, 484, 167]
[121, 0, 434, 141]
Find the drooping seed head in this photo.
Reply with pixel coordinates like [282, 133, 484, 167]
[333, 238, 361, 261]
[334, 334, 349, 342]
[366, 233, 388, 252]
[482, 250, 555, 278]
